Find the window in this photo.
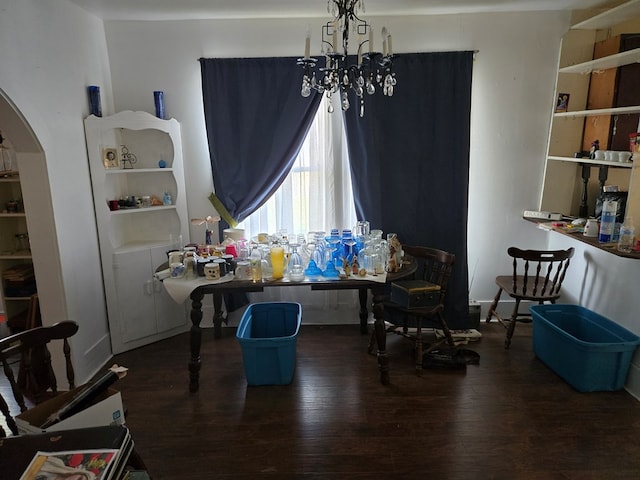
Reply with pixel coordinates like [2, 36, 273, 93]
[238, 96, 357, 241]
[237, 96, 361, 320]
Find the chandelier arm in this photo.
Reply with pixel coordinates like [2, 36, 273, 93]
[301, 0, 396, 115]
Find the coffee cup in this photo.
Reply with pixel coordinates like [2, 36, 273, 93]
[594, 150, 605, 161]
[204, 263, 220, 280]
[584, 218, 599, 237]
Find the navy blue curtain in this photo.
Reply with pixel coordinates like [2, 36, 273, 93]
[343, 51, 474, 328]
[199, 57, 321, 229]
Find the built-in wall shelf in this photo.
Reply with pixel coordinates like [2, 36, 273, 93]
[559, 47, 640, 73]
[547, 156, 634, 168]
[571, 0, 640, 30]
[84, 111, 189, 354]
[554, 105, 640, 118]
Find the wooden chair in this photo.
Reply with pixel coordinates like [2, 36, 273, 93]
[486, 247, 574, 349]
[0, 321, 78, 436]
[368, 245, 456, 373]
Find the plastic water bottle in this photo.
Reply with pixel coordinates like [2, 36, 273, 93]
[598, 200, 617, 243]
[617, 217, 635, 253]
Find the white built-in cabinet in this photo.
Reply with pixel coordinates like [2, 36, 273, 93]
[540, 0, 640, 227]
[84, 111, 189, 354]
[0, 170, 35, 328]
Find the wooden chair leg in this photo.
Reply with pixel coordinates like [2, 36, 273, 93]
[486, 287, 503, 322]
[504, 299, 521, 349]
[415, 320, 423, 375]
[367, 328, 377, 355]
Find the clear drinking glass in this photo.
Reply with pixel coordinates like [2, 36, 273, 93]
[288, 243, 305, 281]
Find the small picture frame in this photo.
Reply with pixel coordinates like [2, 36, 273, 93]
[102, 147, 119, 169]
[556, 93, 570, 113]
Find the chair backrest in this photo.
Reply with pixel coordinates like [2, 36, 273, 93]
[403, 245, 456, 305]
[0, 321, 78, 414]
[507, 247, 574, 299]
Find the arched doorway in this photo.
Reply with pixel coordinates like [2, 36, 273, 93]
[0, 90, 65, 337]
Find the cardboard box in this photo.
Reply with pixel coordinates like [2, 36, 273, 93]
[390, 280, 440, 309]
[16, 386, 125, 434]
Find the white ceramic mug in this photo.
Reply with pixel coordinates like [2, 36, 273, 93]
[584, 218, 599, 237]
[594, 150, 605, 161]
[204, 262, 220, 280]
[618, 151, 631, 162]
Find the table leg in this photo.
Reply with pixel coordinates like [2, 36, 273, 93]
[371, 289, 390, 385]
[358, 288, 369, 334]
[212, 292, 225, 339]
[189, 291, 204, 393]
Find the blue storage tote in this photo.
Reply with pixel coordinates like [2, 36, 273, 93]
[236, 302, 302, 386]
[531, 304, 640, 392]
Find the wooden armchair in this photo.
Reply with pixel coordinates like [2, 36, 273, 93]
[0, 321, 78, 436]
[486, 247, 574, 349]
[368, 245, 456, 373]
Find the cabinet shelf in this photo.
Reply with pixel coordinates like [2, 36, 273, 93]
[106, 168, 174, 175]
[571, 0, 640, 30]
[110, 205, 177, 215]
[559, 47, 640, 74]
[547, 156, 634, 168]
[0, 172, 20, 182]
[0, 212, 26, 218]
[554, 105, 640, 118]
[0, 254, 32, 260]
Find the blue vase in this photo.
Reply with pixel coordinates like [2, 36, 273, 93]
[154, 91, 165, 119]
[88, 86, 102, 117]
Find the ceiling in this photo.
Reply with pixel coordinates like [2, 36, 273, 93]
[67, 0, 613, 21]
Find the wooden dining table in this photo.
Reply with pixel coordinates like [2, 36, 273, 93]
[161, 257, 417, 391]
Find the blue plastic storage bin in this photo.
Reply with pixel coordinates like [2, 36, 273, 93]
[236, 302, 302, 386]
[531, 304, 640, 392]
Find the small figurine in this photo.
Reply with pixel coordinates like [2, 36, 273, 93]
[351, 256, 359, 274]
[342, 257, 351, 277]
[387, 235, 403, 272]
[590, 139, 599, 160]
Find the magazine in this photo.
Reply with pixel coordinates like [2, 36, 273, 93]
[19, 449, 119, 480]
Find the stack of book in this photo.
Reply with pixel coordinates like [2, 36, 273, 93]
[0, 425, 142, 479]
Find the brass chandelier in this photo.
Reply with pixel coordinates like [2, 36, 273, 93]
[298, 0, 396, 117]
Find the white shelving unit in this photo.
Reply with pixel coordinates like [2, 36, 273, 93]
[84, 111, 189, 354]
[0, 171, 35, 328]
[540, 1, 640, 221]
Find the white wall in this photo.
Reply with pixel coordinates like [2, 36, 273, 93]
[0, 0, 113, 382]
[102, 11, 567, 296]
[101, 13, 567, 307]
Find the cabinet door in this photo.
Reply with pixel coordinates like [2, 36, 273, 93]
[150, 245, 187, 332]
[112, 249, 158, 343]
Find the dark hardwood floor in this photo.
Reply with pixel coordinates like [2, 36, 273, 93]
[4, 321, 640, 479]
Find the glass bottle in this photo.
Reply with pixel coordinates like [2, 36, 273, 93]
[617, 217, 635, 253]
[250, 246, 263, 282]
